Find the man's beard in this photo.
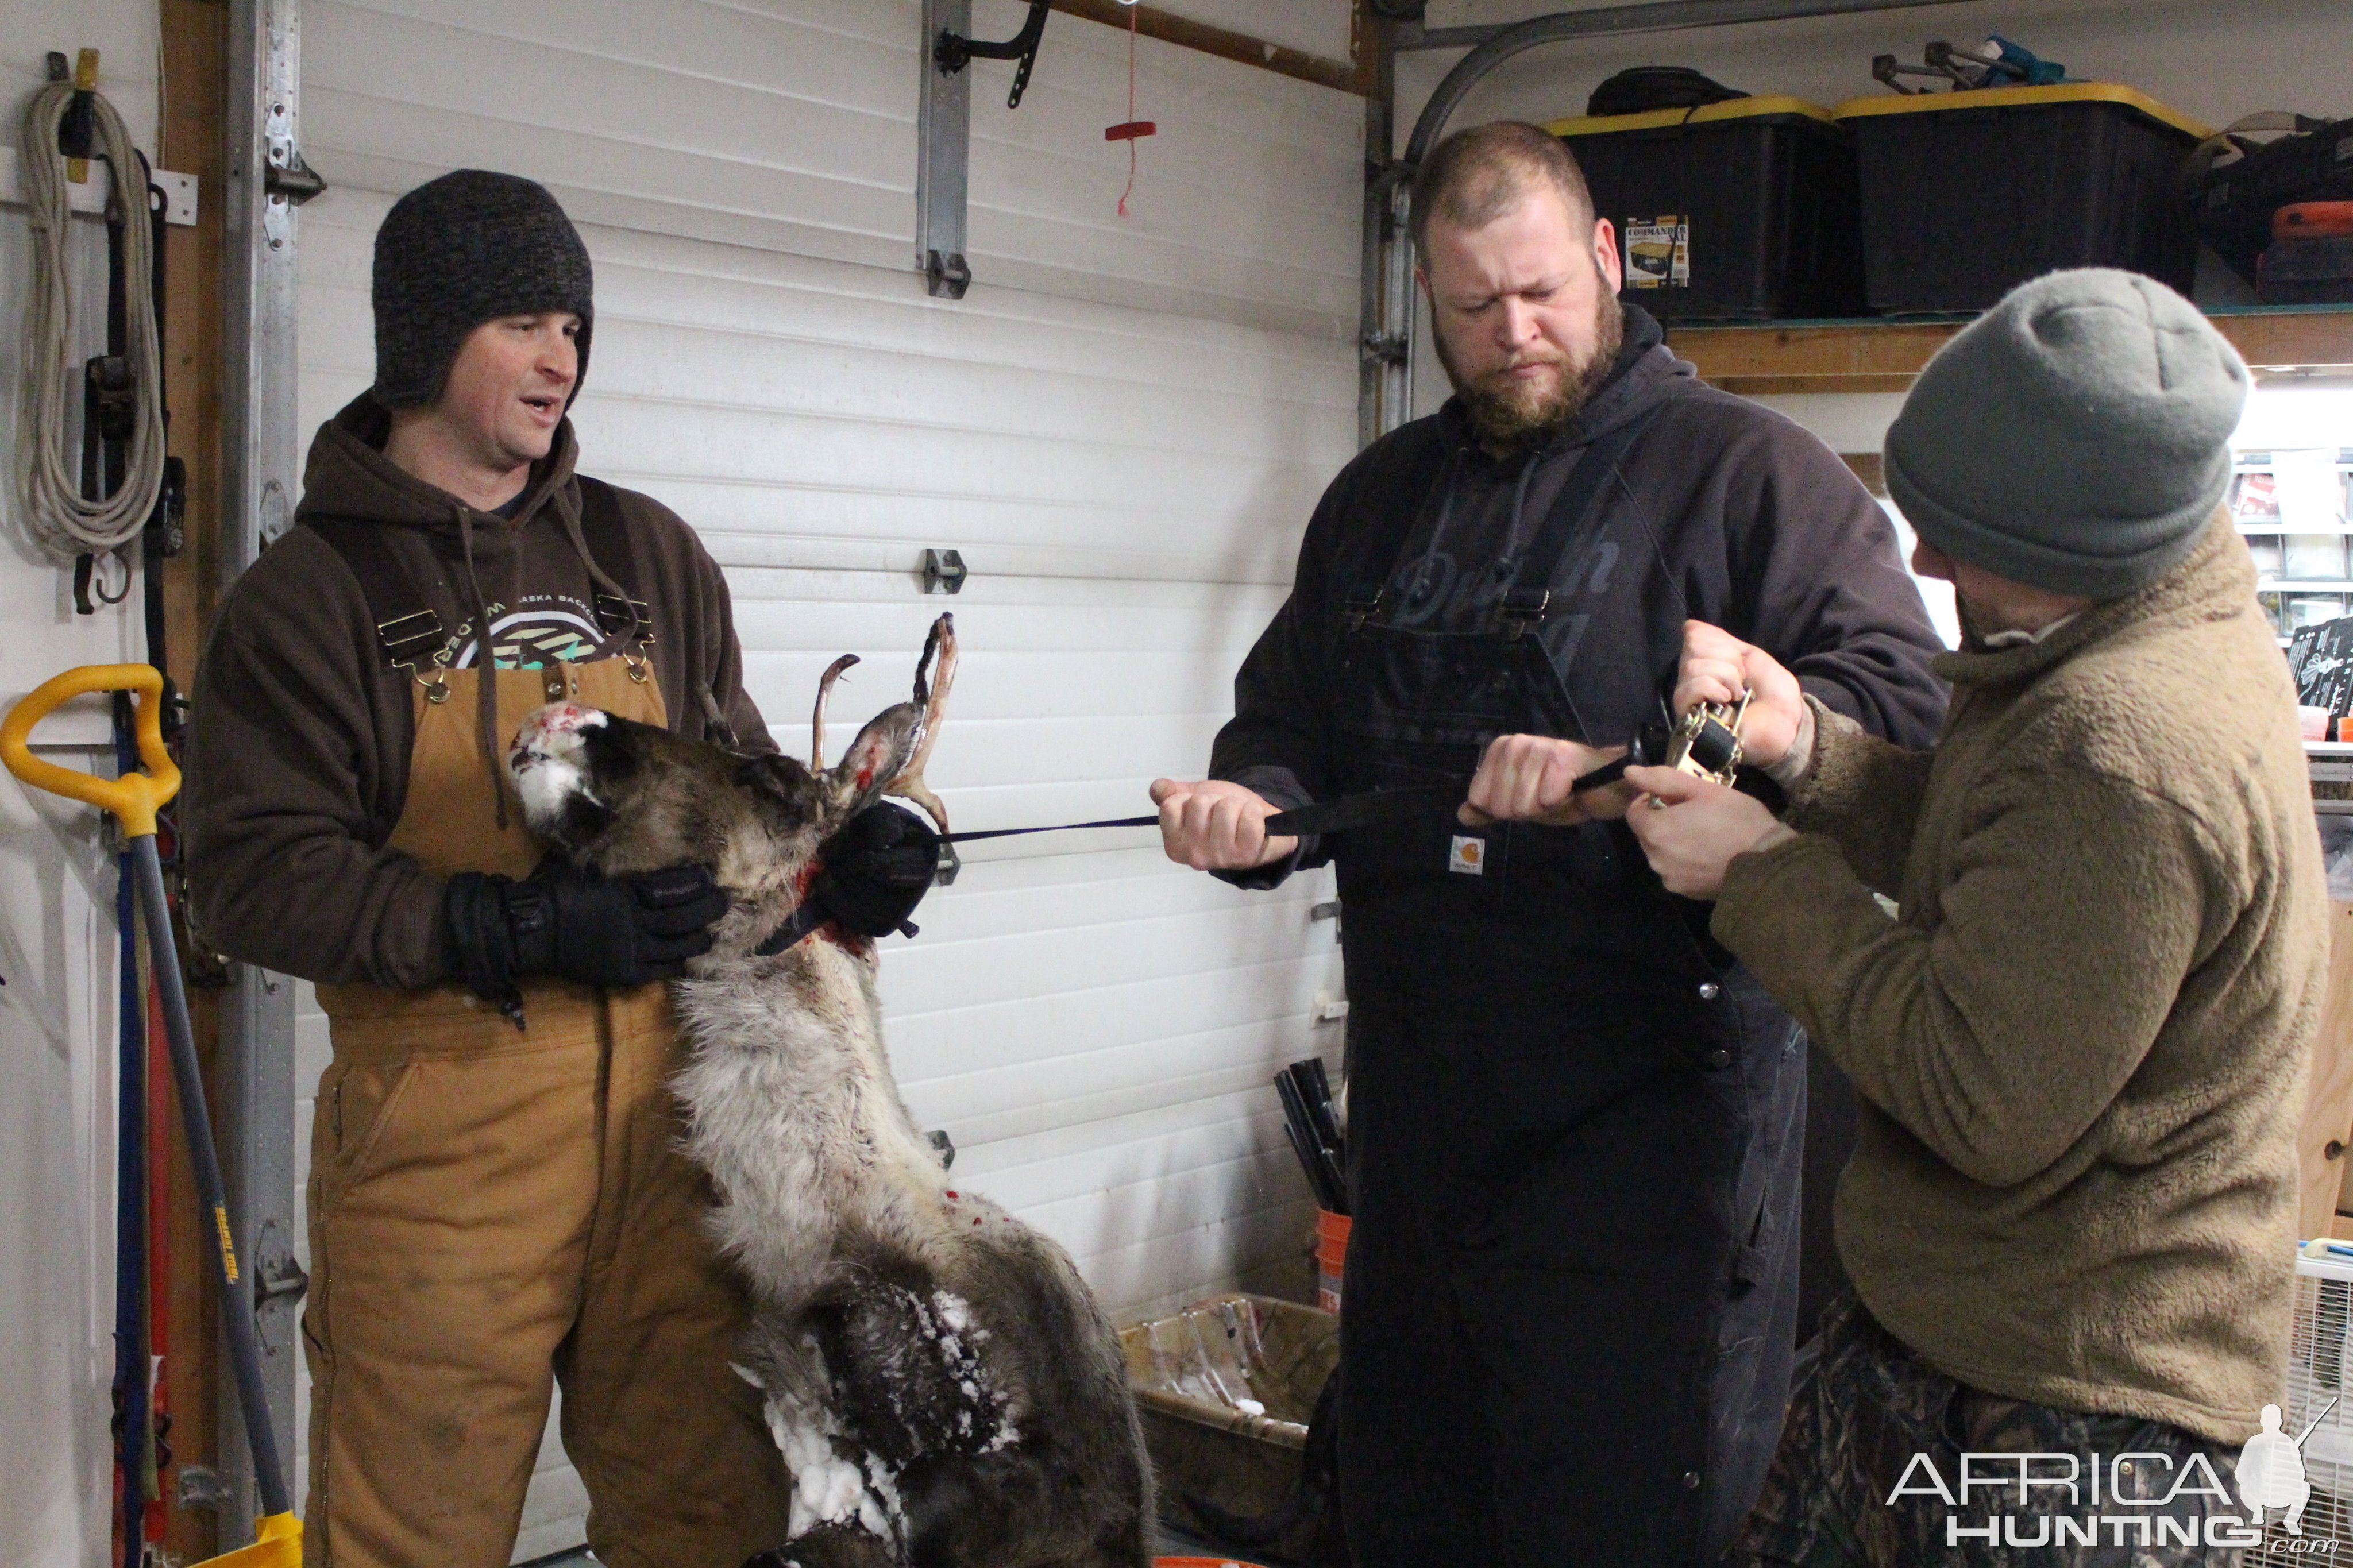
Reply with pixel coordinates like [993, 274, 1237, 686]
[1435, 289, 1625, 452]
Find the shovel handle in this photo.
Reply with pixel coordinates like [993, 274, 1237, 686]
[1, 664, 179, 837]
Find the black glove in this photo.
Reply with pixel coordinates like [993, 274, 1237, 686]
[809, 802, 941, 939]
[445, 853, 729, 1022]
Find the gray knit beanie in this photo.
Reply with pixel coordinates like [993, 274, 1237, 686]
[1884, 268, 2248, 600]
[371, 169, 594, 409]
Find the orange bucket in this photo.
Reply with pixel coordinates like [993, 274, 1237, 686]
[1315, 1208, 1351, 1314]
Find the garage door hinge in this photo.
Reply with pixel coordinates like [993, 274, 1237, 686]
[252, 1217, 308, 1352]
[922, 547, 969, 595]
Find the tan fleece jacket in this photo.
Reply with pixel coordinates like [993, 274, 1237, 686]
[1714, 515, 2327, 1444]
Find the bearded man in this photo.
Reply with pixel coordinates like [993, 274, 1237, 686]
[1150, 121, 1947, 1565]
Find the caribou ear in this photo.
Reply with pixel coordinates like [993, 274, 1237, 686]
[828, 711, 917, 810]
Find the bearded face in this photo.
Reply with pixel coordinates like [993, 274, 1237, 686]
[1433, 280, 1623, 449]
[1421, 183, 1629, 452]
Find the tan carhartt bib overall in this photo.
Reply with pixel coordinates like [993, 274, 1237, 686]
[307, 654, 789, 1567]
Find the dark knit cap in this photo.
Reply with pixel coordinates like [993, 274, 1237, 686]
[1884, 268, 2247, 600]
[371, 169, 594, 409]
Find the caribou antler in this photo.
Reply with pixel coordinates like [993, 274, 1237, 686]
[887, 614, 958, 834]
[809, 654, 860, 771]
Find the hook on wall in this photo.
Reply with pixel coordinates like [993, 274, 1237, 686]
[935, 0, 1052, 110]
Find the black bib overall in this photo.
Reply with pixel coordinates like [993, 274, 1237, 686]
[1328, 414, 1805, 1566]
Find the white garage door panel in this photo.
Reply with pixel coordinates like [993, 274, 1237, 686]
[304, 0, 913, 276]
[296, 204, 1352, 585]
[305, 0, 1360, 335]
[1075, 1200, 1316, 1318]
[321, 0, 908, 125]
[575, 227, 1351, 401]
[908, 1017, 1333, 1151]
[885, 898, 1325, 1024]
[728, 584, 1292, 648]
[295, 0, 1358, 1551]
[308, 13, 907, 189]
[590, 329, 1338, 472]
[595, 410, 1321, 535]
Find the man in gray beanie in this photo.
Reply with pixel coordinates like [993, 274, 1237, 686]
[1475, 268, 2329, 1562]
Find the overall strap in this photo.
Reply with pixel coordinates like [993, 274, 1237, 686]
[574, 476, 650, 648]
[303, 518, 451, 689]
[1340, 438, 1462, 634]
[1491, 403, 1664, 642]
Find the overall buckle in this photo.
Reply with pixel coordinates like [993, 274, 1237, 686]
[1493, 588, 1550, 641]
[377, 609, 453, 704]
[596, 593, 655, 681]
[1343, 585, 1384, 634]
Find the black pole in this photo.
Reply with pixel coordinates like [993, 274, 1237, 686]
[128, 834, 292, 1519]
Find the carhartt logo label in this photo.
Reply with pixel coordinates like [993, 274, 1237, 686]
[1448, 836, 1485, 875]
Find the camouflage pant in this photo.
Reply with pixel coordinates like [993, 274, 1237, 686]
[1737, 1293, 2258, 1567]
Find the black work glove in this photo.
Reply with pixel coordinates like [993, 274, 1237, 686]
[810, 802, 942, 939]
[444, 853, 729, 1023]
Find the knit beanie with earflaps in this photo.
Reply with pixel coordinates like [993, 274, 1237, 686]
[1883, 268, 2248, 601]
[371, 169, 595, 410]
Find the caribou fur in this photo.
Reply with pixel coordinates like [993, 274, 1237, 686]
[507, 617, 1153, 1568]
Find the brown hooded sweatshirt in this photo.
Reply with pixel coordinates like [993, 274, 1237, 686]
[184, 392, 773, 990]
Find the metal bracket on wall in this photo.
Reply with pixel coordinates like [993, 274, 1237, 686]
[251, 1216, 309, 1351]
[921, 547, 968, 595]
[916, 0, 1050, 301]
[936, 0, 1051, 109]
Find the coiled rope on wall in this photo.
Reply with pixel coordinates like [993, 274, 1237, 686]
[16, 79, 165, 562]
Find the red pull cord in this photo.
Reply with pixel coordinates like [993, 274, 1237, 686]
[1105, 2, 1155, 216]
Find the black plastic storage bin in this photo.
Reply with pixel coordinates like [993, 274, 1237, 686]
[2200, 119, 2353, 289]
[1836, 84, 2207, 313]
[1548, 96, 1864, 320]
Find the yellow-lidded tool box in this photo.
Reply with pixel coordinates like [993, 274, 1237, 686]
[1833, 83, 2212, 312]
[1546, 96, 1864, 320]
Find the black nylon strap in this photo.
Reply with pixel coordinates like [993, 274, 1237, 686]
[575, 475, 633, 586]
[754, 902, 828, 957]
[941, 814, 1158, 843]
[306, 476, 644, 670]
[1495, 404, 1663, 621]
[575, 476, 647, 643]
[305, 517, 443, 666]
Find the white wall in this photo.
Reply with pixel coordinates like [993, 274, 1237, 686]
[0, 5, 163, 1566]
[289, 0, 1360, 1555]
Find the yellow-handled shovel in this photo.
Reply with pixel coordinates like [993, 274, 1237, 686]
[1, 665, 302, 1565]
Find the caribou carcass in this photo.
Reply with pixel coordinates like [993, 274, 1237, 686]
[506, 615, 1153, 1568]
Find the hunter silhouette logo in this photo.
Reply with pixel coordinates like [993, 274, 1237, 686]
[2238, 1398, 2336, 1536]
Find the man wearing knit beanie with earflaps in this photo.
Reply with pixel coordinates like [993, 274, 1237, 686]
[1606, 268, 2330, 1564]
[184, 168, 934, 1566]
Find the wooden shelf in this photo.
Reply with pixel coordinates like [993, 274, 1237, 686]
[1671, 306, 2353, 396]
